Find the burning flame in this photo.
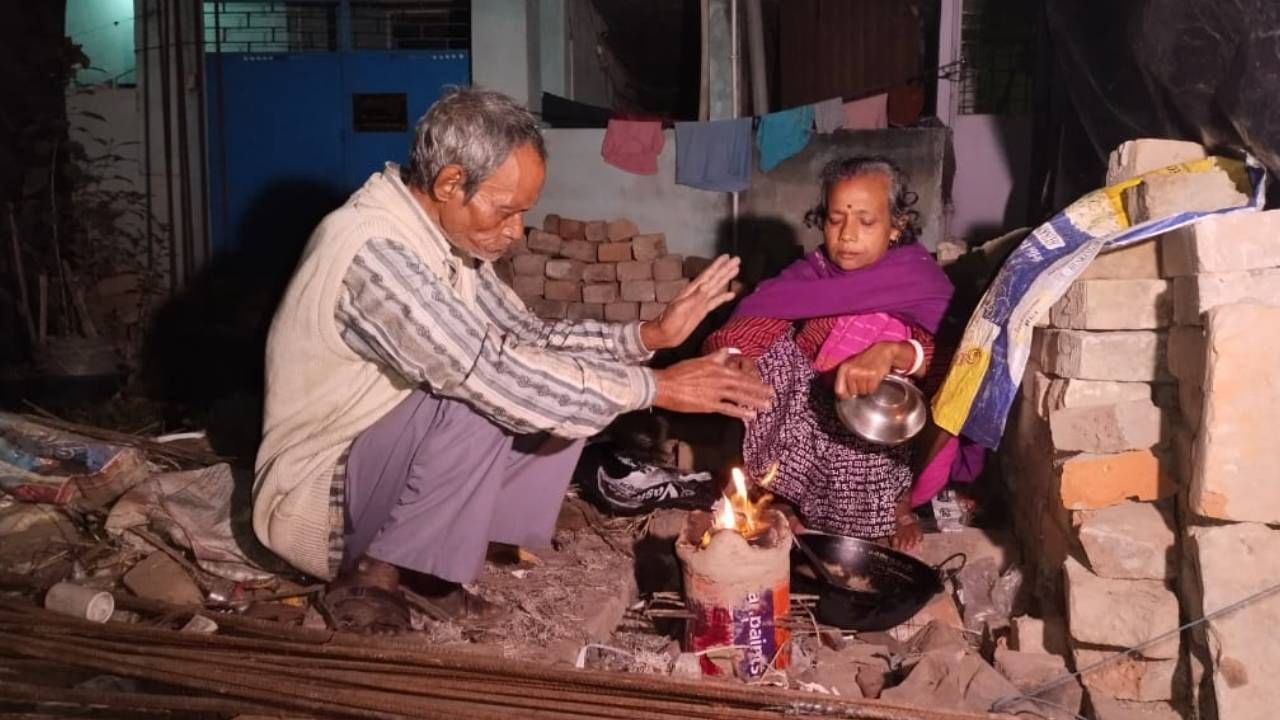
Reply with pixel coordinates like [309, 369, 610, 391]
[716, 495, 737, 531]
[699, 464, 780, 548]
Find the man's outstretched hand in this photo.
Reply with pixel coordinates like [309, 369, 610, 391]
[653, 348, 774, 421]
[640, 255, 741, 351]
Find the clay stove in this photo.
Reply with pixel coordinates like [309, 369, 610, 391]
[675, 467, 792, 679]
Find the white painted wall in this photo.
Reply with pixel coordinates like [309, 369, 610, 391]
[951, 114, 1032, 242]
[937, 0, 1033, 244]
[471, 1, 533, 105]
[472, 0, 572, 111]
[527, 129, 730, 257]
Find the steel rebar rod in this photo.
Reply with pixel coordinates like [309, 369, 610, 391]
[0, 678, 281, 717]
[0, 603, 1012, 720]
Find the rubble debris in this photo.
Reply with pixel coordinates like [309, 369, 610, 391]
[1073, 646, 1177, 703]
[880, 648, 1040, 715]
[0, 499, 79, 576]
[954, 556, 1023, 634]
[44, 581, 114, 622]
[1089, 695, 1183, 720]
[106, 463, 284, 582]
[0, 412, 147, 510]
[906, 619, 969, 655]
[993, 647, 1083, 720]
[180, 614, 219, 634]
[123, 552, 204, 606]
[1009, 614, 1069, 657]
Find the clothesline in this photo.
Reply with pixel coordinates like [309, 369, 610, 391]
[552, 57, 965, 130]
[599, 92, 892, 192]
[559, 59, 967, 192]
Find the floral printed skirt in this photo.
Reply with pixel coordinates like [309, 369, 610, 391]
[743, 338, 914, 539]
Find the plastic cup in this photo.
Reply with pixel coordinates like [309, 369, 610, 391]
[44, 581, 114, 623]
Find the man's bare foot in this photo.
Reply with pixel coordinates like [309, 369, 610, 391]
[403, 571, 505, 622]
[324, 556, 411, 635]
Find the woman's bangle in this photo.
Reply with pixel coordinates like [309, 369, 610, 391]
[900, 338, 925, 376]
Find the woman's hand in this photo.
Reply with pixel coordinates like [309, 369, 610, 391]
[891, 495, 923, 551]
[640, 255, 740, 351]
[834, 341, 914, 400]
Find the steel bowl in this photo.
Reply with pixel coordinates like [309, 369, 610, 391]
[835, 374, 927, 445]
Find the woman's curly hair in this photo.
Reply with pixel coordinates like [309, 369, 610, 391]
[803, 155, 920, 247]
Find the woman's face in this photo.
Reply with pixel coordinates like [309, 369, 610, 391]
[822, 173, 900, 271]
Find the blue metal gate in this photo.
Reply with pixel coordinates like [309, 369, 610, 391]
[204, 1, 469, 254]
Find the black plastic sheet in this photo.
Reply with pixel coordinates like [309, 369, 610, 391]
[1047, 0, 1280, 178]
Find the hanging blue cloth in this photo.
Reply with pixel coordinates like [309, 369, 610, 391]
[755, 105, 814, 172]
[674, 118, 753, 192]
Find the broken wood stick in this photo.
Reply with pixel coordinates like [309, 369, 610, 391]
[36, 273, 47, 347]
[62, 260, 98, 338]
[6, 204, 36, 347]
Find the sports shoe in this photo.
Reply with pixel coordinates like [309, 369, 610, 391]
[576, 445, 717, 515]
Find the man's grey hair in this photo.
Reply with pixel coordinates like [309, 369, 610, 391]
[403, 87, 546, 200]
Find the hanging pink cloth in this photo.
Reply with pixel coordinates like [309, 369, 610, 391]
[601, 119, 664, 175]
[842, 94, 889, 130]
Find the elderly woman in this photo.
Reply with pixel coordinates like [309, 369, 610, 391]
[704, 156, 955, 549]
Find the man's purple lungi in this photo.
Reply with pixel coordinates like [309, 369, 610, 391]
[341, 389, 584, 583]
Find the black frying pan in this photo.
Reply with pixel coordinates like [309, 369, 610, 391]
[792, 532, 966, 632]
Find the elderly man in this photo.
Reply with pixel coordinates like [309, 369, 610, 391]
[253, 88, 772, 632]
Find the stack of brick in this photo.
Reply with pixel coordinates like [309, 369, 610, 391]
[1162, 206, 1280, 720]
[1006, 138, 1262, 720]
[493, 215, 711, 323]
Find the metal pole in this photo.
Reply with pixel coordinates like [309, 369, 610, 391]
[192, 0, 211, 269]
[730, 0, 740, 255]
[171, 0, 196, 286]
[139, 0, 154, 274]
[156, 0, 181, 295]
[744, 0, 767, 116]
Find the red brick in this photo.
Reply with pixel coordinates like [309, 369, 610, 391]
[582, 263, 617, 283]
[605, 302, 639, 322]
[653, 255, 684, 281]
[544, 280, 581, 302]
[598, 242, 633, 263]
[514, 254, 549, 276]
[559, 218, 586, 240]
[513, 276, 544, 298]
[582, 283, 620, 304]
[621, 280, 657, 303]
[560, 239, 597, 262]
[617, 260, 653, 282]
[683, 256, 714, 279]
[585, 220, 608, 243]
[607, 218, 639, 242]
[568, 302, 605, 321]
[542, 214, 561, 234]
[507, 236, 528, 256]
[632, 233, 668, 262]
[1058, 449, 1175, 510]
[528, 230, 563, 255]
[655, 279, 689, 303]
[545, 259, 585, 281]
[640, 302, 666, 321]
[532, 299, 568, 319]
